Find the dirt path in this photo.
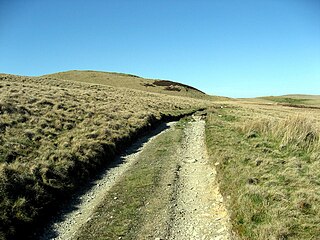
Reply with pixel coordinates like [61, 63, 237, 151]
[168, 116, 232, 239]
[38, 117, 232, 240]
[37, 122, 174, 240]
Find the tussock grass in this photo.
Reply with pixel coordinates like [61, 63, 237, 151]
[240, 115, 320, 152]
[206, 105, 320, 239]
[0, 74, 206, 239]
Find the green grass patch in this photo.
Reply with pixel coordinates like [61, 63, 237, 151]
[262, 96, 309, 105]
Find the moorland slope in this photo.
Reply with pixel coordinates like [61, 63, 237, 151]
[259, 95, 320, 107]
[42, 70, 215, 100]
[0, 73, 208, 239]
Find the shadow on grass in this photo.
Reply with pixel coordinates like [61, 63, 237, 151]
[32, 122, 173, 240]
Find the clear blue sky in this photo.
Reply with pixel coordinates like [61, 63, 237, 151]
[1, 0, 319, 97]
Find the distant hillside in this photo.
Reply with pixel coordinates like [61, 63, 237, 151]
[42, 70, 213, 99]
[259, 95, 320, 107]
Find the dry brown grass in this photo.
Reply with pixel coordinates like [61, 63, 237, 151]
[206, 103, 320, 239]
[0, 74, 207, 239]
[240, 115, 320, 152]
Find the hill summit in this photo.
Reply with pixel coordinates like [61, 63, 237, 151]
[42, 70, 207, 99]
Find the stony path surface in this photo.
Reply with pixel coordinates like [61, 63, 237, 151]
[38, 117, 233, 240]
[169, 116, 232, 240]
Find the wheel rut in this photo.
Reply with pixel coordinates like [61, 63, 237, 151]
[36, 122, 174, 240]
[37, 116, 233, 240]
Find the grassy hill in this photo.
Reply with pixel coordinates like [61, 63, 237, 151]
[258, 95, 320, 107]
[42, 70, 216, 100]
[0, 73, 208, 239]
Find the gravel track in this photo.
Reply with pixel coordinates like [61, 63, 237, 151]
[168, 116, 232, 240]
[37, 117, 232, 239]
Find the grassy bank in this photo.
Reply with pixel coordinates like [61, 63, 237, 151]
[0, 74, 206, 239]
[205, 105, 320, 239]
